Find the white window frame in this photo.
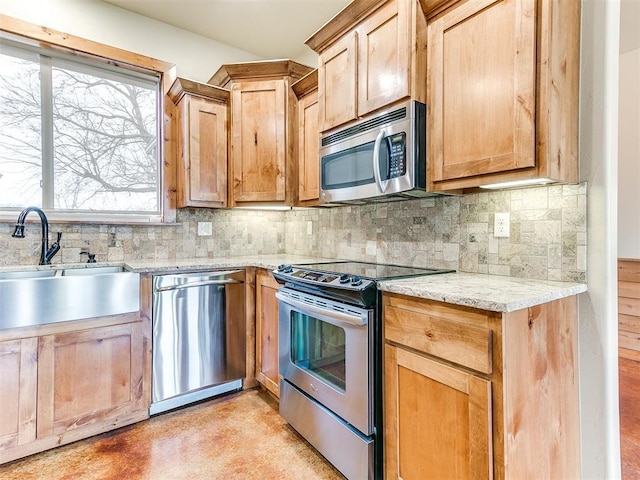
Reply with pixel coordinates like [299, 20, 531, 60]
[0, 18, 177, 224]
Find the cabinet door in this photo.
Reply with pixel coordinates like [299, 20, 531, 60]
[385, 344, 493, 480]
[298, 89, 320, 203]
[318, 31, 357, 132]
[428, 0, 536, 184]
[255, 269, 280, 397]
[231, 80, 286, 203]
[37, 320, 145, 438]
[357, 0, 411, 116]
[177, 97, 227, 207]
[0, 338, 37, 451]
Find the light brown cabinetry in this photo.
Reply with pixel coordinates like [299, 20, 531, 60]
[383, 292, 580, 479]
[306, 0, 427, 133]
[255, 269, 280, 397]
[0, 313, 148, 465]
[425, 0, 580, 190]
[169, 78, 230, 208]
[209, 60, 313, 206]
[0, 338, 37, 452]
[292, 70, 320, 206]
[37, 319, 145, 439]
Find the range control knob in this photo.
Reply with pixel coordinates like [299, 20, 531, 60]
[350, 275, 363, 286]
[339, 274, 350, 284]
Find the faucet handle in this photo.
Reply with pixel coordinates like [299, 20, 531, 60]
[55, 232, 62, 242]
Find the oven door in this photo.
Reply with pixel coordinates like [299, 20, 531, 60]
[277, 288, 374, 435]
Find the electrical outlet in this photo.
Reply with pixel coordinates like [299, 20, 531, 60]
[494, 212, 510, 238]
[197, 222, 213, 236]
[307, 221, 313, 235]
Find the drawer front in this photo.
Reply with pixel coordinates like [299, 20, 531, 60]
[384, 296, 493, 374]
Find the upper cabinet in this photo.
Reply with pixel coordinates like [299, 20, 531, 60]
[209, 60, 314, 206]
[306, 0, 427, 133]
[425, 0, 580, 191]
[292, 70, 320, 206]
[168, 78, 230, 208]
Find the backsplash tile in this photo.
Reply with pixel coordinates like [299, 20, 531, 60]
[285, 183, 587, 282]
[0, 183, 587, 283]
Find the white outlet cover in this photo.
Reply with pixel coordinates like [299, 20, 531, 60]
[197, 221, 213, 236]
[307, 221, 313, 235]
[494, 212, 510, 238]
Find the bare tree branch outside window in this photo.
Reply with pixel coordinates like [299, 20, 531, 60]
[0, 48, 159, 214]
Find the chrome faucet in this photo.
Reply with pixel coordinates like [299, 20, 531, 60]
[12, 206, 62, 265]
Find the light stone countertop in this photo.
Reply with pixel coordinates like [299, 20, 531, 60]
[1, 256, 587, 313]
[122, 254, 340, 273]
[378, 272, 587, 313]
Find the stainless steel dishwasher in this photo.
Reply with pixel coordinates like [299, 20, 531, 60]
[150, 269, 245, 415]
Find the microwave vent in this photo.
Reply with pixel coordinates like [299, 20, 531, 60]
[321, 106, 408, 147]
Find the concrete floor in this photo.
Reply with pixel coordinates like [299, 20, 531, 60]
[0, 389, 345, 480]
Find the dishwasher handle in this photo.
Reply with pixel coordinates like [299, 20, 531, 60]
[155, 278, 243, 292]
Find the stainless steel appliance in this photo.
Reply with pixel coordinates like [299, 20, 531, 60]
[320, 100, 435, 204]
[150, 269, 245, 415]
[273, 262, 453, 479]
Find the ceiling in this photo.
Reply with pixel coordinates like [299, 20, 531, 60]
[100, 0, 640, 60]
[100, 0, 352, 60]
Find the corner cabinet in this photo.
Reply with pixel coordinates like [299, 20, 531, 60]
[208, 60, 313, 207]
[425, 0, 580, 190]
[255, 269, 281, 397]
[383, 292, 580, 479]
[306, 0, 427, 133]
[169, 78, 230, 208]
[0, 313, 148, 465]
[292, 70, 320, 206]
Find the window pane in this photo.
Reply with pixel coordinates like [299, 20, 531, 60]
[51, 66, 159, 212]
[0, 52, 43, 207]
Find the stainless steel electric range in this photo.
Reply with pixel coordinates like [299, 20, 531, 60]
[273, 261, 453, 480]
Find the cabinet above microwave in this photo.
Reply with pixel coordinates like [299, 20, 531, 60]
[306, 0, 427, 133]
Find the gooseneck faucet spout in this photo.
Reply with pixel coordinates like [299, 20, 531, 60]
[12, 206, 62, 265]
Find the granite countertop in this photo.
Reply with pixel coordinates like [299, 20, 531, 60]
[122, 254, 339, 273]
[378, 272, 587, 313]
[0, 256, 587, 313]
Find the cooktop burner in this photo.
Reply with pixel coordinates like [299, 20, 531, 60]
[294, 261, 452, 280]
[273, 261, 453, 307]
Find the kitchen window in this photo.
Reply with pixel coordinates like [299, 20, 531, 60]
[0, 39, 162, 222]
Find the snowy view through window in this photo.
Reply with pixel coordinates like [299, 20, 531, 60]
[0, 46, 160, 215]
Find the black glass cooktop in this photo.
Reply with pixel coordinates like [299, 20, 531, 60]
[298, 261, 453, 280]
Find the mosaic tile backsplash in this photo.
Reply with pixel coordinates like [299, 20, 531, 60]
[0, 183, 587, 282]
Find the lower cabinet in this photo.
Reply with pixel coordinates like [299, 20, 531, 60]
[0, 313, 147, 465]
[383, 292, 580, 479]
[255, 269, 280, 397]
[0, 338, 37, 451]
[385, 345, 492, 479]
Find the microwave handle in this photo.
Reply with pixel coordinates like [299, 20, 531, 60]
[372, 129, 389, 193]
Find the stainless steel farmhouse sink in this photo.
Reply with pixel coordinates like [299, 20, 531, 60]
[0, 266, 139, 330]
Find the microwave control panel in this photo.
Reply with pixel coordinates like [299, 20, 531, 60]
[387, 132, 406, 179]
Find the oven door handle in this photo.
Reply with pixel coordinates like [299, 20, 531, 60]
[275, 292, 367, 327]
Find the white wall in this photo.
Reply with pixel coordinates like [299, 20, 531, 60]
[579, 0, 621, 477]
[0, 0, 263, 82]
[618, 47, 640, 258]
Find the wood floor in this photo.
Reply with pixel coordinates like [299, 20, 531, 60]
[620, 357, 640, 479]
[0, 389, 344, 480]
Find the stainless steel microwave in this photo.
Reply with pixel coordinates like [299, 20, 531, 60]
[320, 100, 434, 204]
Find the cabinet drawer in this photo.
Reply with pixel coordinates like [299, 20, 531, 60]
[384, 295, 493, 374]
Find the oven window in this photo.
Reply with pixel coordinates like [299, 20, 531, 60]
[290, 311, 346, 392]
